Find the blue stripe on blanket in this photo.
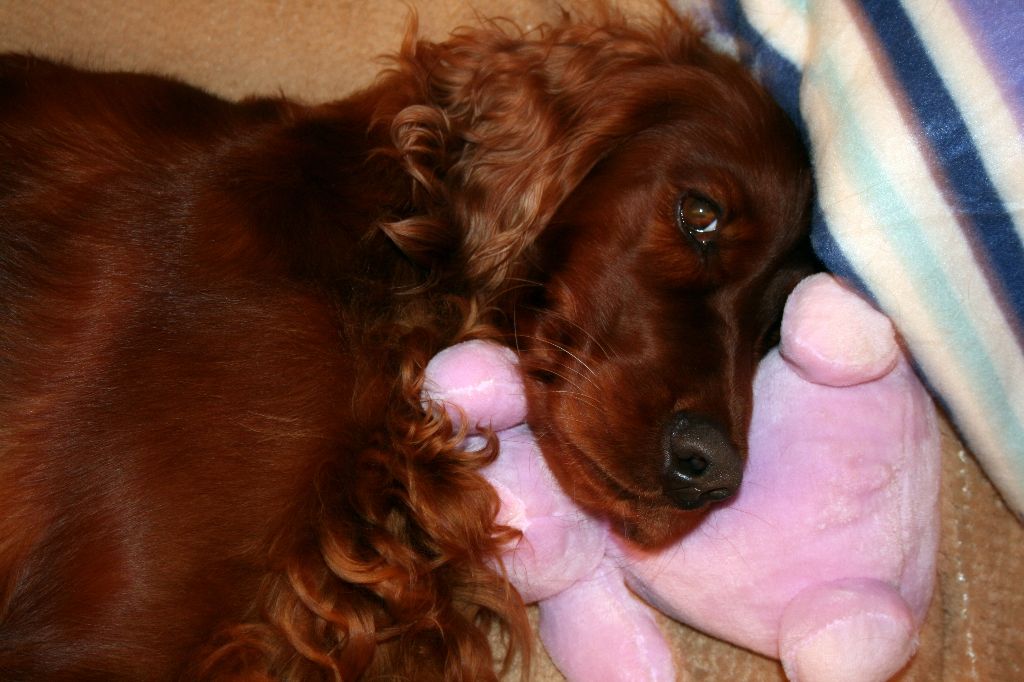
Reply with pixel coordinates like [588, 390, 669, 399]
[717, 0, 873, 331]
[860, 0, 1024, 345]
[813, 52, 1024, 483]
[808, 202, 865, 298]
[716, 0, 805, 139]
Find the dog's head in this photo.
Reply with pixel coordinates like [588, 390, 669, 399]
[381, 17, 812, 546]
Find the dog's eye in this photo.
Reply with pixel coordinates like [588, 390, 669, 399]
[677, 193, 721, 245]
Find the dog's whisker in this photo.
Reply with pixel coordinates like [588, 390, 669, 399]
[513, 334, 602, 390]
[544, 389, 603, 413]
[536, 367, 588, 398]
[517, 305, 615, 362]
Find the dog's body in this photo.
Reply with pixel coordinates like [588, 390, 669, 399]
[0, 16, 811, 681]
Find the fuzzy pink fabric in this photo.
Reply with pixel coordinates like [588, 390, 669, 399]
[424, 274, 940, 682]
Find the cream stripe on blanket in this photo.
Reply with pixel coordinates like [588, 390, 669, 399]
[686, 0, 1024, 519]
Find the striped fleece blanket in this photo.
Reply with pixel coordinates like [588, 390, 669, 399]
[693, 0, 1024, 520]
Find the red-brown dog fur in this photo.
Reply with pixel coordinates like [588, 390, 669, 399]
[0, 12, 811, 681]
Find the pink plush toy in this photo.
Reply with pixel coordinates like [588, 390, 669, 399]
[423, 273, 941, 682]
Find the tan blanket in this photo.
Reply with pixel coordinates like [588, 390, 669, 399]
[2, 1, 1021, 679]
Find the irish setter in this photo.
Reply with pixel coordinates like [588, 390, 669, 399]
[0, 12, 812, 682]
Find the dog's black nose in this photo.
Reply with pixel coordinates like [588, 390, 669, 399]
[661, 412, 742, 510]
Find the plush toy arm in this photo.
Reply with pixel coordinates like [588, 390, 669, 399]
[487, 427, 607, 604]
[779, 578, 919, 682]
[780, 274, 899, 387]
[538, 556, 676, 682]
[424, 340, 608, 604]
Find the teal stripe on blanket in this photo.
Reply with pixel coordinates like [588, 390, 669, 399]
[860, 1, 1024, 346]
[815, 54, 1024, 492]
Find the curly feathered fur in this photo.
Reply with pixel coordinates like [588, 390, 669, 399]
[0, 9, 811, 681]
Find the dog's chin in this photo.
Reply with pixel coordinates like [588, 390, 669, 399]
[535, 437, 709, 549]
[614, 505, 709, 549]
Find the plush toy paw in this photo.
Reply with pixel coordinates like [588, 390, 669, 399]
[538, 557, 676, 682]
[423, 340, 525, 432]
[779, 578, 919, 682]
[780, 275, 899, 387]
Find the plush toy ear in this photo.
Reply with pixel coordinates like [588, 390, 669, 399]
[780, 273, 899, 387]
[422, 340, 526, 432]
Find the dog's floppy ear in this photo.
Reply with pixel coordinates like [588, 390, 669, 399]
[376, 17, 705, 294]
